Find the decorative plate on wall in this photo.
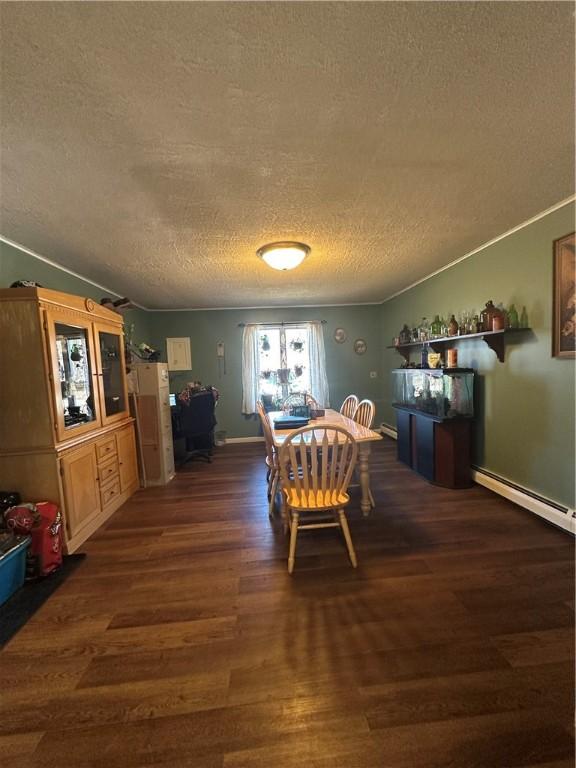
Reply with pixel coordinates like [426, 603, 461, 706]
[354, 338, 367, 355]
[334, 327, 347, 343]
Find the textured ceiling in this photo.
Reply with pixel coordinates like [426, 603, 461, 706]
[1, 2, 574, 309]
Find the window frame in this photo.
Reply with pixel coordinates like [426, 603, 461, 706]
[257, 323, 311, 408]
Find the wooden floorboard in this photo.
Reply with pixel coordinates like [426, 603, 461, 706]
[0, 438, 573, 767]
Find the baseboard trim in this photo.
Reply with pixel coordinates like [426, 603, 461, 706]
[226, 436, 265, 444]
[379, 423, 398, 440]
[472, 469, 574, 534]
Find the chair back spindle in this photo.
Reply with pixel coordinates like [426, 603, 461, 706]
[340, 394, 358, 419]
[279, 426, 358, 509]
[353, 399, 375, 429]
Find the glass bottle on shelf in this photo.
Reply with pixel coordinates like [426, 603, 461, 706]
[480, 300, 498, 332]
[420, 345, 428, 368]
[508, 304, 519, 328]
[520, 306, 528, 328]
[491, 306, 506, 331]
[430, 315, 442, 338]
[497, 303, 509, 329]
[419, 318, 429, 341]
[448, 314, 459, 336]
[399, 324, 412, 345]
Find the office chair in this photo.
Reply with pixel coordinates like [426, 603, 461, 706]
[179, 390, 217, 463]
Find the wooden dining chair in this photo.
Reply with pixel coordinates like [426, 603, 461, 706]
[257, 400, 279, 517]
[353, 398, 375, 429]
[352, 398, 376, 507]
[278, 425, 359, 574]
[340, 394, 358, 419]
[282, 392, 319, 411]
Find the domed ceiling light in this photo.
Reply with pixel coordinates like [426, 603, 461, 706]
[257, 241, 310, 271]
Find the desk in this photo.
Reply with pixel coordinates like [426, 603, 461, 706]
[268, 409, 382, 516]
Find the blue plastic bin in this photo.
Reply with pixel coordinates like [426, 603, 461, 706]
[0, 535, 31, 606]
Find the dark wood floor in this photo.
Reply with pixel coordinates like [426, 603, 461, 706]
[1, 438, 574, 767]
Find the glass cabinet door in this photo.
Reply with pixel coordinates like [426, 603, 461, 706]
[94, 323, 129, 425]
[45, 311, 102, 442]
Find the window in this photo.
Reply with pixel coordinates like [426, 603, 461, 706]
[257, 325, 311, 408]
[241, 322, 330, 414]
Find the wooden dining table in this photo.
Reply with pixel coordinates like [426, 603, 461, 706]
[267, 408, 383, 516]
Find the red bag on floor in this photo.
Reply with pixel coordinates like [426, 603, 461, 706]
[5, 502, 63, 577]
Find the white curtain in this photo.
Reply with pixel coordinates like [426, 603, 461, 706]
[307, 321, 330, 407]
[241, 324, 260, 414]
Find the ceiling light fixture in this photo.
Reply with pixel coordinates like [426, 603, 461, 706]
[257, 241, 310, 271]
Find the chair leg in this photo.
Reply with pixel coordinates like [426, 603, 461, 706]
[368, 488, 375, 508]
[268, 472, 278, 518]
[267, 465, 276, 500]
[288, 511, 299, 574]
[338, 509, 357, 568]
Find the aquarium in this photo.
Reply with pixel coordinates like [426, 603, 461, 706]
[392, 368, 474, 420]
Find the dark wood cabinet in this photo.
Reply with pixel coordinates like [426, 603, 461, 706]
[395, 407, 472, 489]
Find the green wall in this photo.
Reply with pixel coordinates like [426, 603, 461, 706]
[380, 202, 576, 510]
[0, 239, 151, 341]
[146, 306, 383, 439]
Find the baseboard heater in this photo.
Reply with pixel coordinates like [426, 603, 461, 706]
[471, 467, 574, 534]
[379, 423, 574, 535]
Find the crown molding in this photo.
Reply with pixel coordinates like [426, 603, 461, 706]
[0, 235, 148, 310]
[381, 194, 576, 304]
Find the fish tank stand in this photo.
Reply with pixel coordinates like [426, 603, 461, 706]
[394, 407, 473, 489]
[392, 368, 475, 489]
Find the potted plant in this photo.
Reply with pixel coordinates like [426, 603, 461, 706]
[277, 368, 290, 384]
[70, 344, 82, 362]
[260, 369, 272, 380]
[294, 364, 303, 377]
[261, 335, 270, 352]
[289, 338, 304, 352]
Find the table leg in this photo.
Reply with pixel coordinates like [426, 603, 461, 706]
[358, 443, 372, 517]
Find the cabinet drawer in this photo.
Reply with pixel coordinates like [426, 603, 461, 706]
[98, 459, 119, 486]
[100, 478, 121, 509]
[96, 436, 117, 462]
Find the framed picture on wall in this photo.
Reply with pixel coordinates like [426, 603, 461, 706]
[553, 232, 575, 358]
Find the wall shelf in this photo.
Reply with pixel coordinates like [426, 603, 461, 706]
[386, 328, 531, 363]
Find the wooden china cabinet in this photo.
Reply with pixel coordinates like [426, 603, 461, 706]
[0, 287, 139, 552]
